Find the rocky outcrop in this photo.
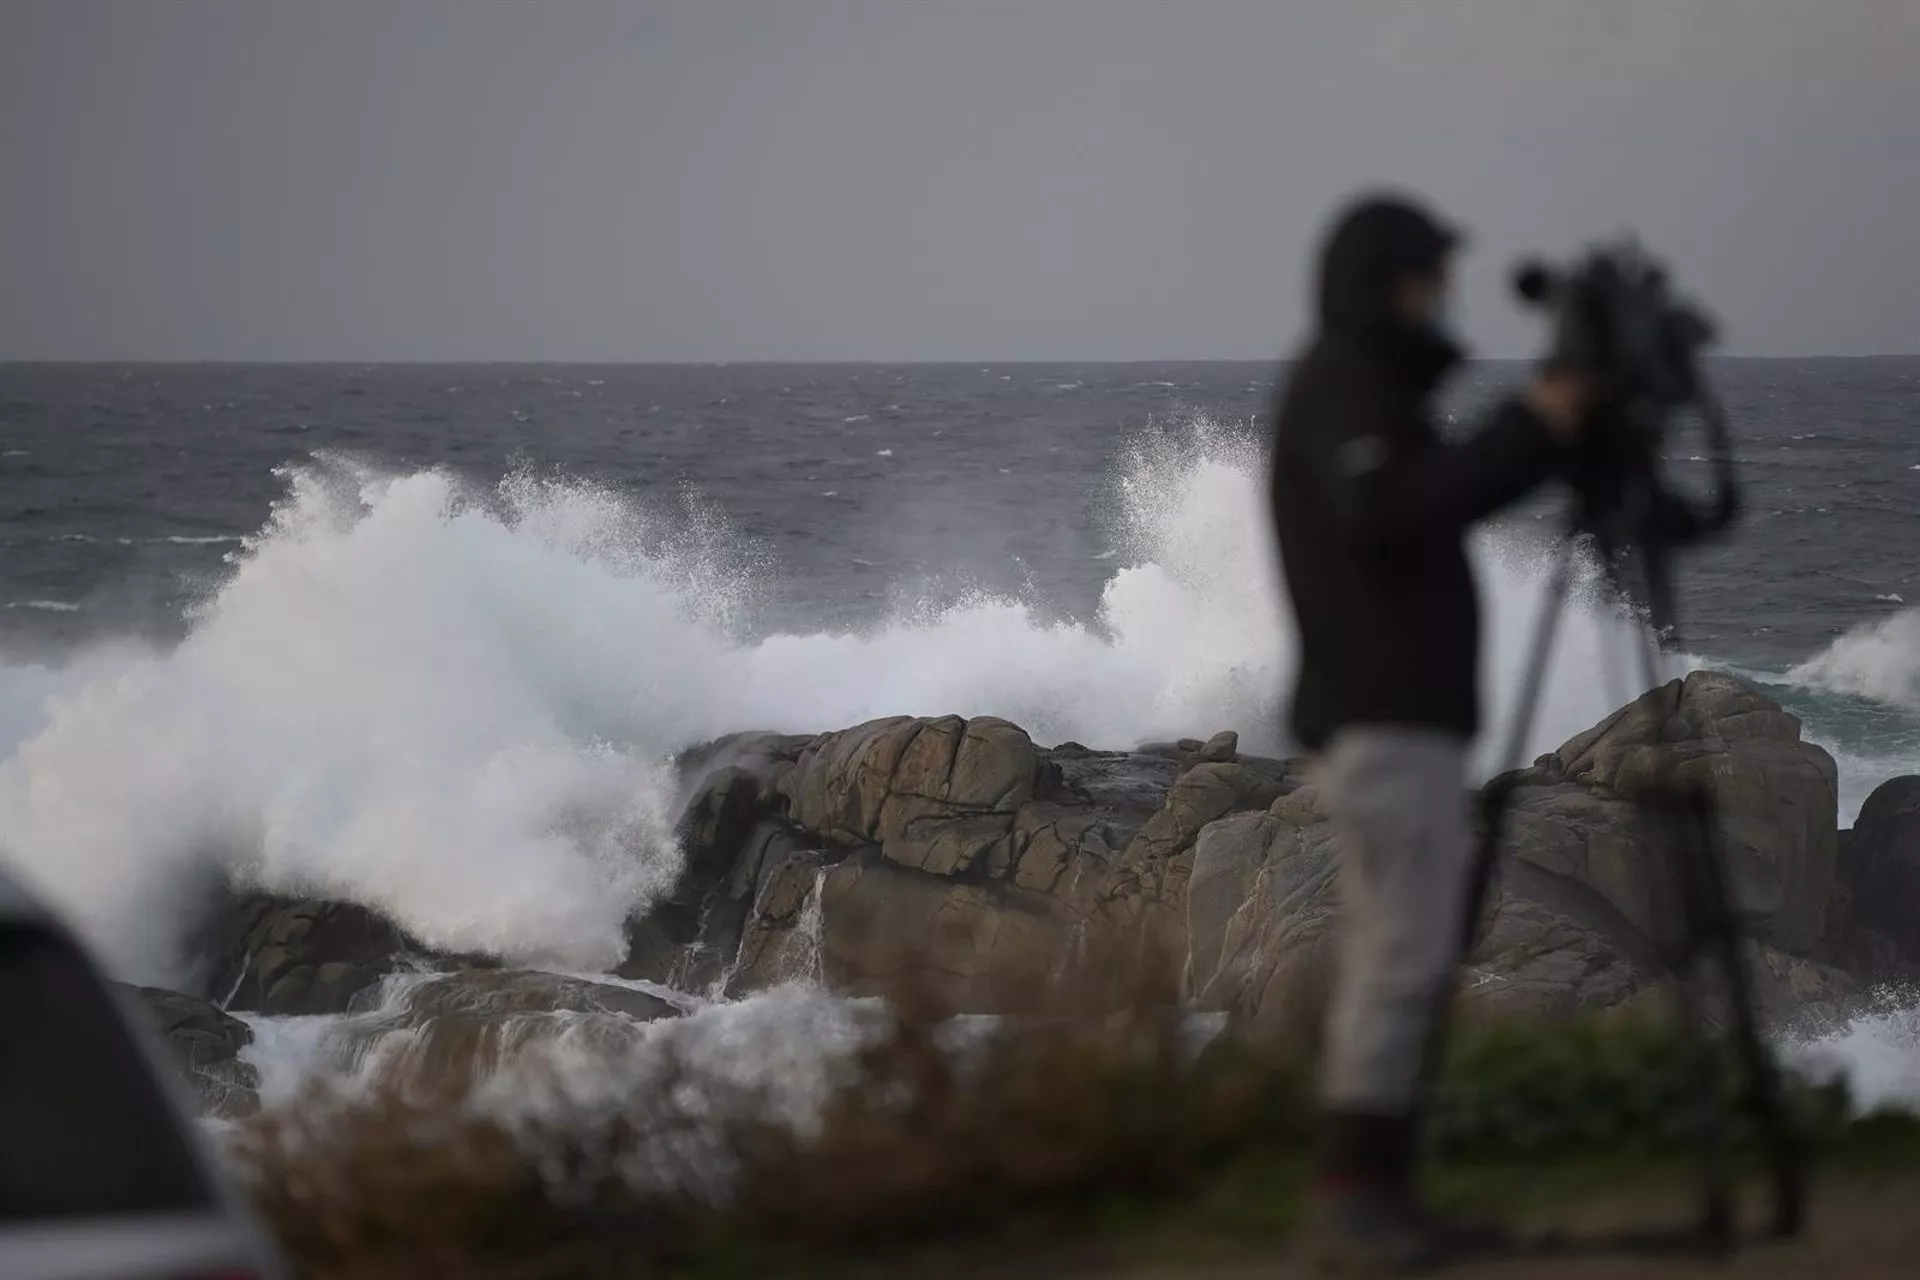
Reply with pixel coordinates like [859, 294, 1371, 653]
[153, 671, 1897, 1121]
[703, 719, 1298, 1011]
[121, 985, 259, 1116]
[195, 895, 464, 1016]
[740, 849, 1091, 1011]
[1185, 789, 1343, 1038]
[1184, 784, 1648, 1035]
[1831, 776, 1920, 970]
[779, 716, 1043, 872]
[1185, 671, 1853, 1034]
[619, 733, 814, 990]
[1510, 670, 1840, 956]
[377, 968, 683, 1023]
[1459, 896, 1647, 1020]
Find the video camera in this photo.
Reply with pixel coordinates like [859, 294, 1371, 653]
[1510, 240, 1740, 637]
[1513, 239, 1717, 413]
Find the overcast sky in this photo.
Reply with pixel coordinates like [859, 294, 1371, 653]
[3, 1, 1917, 361]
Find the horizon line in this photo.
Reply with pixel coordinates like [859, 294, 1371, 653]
[5, 352, 1916, 367]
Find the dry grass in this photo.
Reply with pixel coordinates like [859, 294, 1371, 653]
[228, 992, 1310, 1279]
[223, 938, 1889, 1280]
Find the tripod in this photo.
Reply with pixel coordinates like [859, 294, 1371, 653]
[1420, 391, 1809, 1258]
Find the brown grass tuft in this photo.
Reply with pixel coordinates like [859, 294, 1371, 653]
[227, 957, 1312, 1279]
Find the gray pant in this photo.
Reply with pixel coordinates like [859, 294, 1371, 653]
[1314, 727, 1475, 1114]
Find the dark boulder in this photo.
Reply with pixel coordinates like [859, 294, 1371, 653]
[119, 984, 259, 1116]
[195, 895, 460, 1017]
[1832, 776, 1920, 970]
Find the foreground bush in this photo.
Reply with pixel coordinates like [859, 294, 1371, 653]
[1428, 1014, 1855, 1161]
[228, 1003, 1875, 1280]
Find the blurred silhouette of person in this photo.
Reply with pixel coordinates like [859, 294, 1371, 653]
[1268, 192, 1591, 1271]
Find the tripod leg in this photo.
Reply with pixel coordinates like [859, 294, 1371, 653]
[1412, 536, 1580, 1144]
[1495, 536, 1580, 776]
[1685, 790, 1808, 1239]
[1666, 793, 1735, 1251]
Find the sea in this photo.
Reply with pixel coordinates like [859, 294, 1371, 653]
[0, 359, 1916, 1110]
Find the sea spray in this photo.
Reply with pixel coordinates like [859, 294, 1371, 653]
[1788, 608, 1920, 712]
[0, 431, 1883, 984]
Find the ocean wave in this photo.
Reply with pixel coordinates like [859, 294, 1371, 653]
[0, 431, 1704, 983]
[1787, 608, 1920, 712]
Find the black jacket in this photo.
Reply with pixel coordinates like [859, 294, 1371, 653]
[1269, 198, 1564, 750]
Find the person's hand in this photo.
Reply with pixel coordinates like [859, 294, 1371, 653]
[1523, 368, 1597, 442]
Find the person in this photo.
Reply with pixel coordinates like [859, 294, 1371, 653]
[1268, 192, 1592, 1270]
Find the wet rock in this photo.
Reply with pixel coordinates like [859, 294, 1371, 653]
[197, 896, 459, 1017]
[1833, 776, 1920, 967]
[726, 845, 838, 993]
[120, 985, 259, 1116]
[313, 969, 684, 1097]
[730, 847, 1089, 1013]
[676, 766, 769, 886]
[717, 733, 1228, 1012]
[1200, 731, 1240, 763]
[372, 968, 682, 1022]
[1743, 944, 1856, 1020]
[779, 715, 1045, 875]
[618, 735, 816, 986]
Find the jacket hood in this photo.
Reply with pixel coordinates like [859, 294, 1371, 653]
[1315, 193, 1461, 331]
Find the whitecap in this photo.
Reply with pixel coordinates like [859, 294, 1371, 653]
[1787, 609, 1920, 712]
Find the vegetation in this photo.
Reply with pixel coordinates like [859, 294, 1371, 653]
[227, 994, 1918, 1279]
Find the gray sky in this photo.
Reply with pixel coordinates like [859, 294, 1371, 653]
[3, 0, 1917, 361]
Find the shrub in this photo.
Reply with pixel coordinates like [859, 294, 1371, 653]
[228, 1002, 1864, 1278]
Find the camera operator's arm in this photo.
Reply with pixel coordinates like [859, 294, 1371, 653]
[1314, 372, 1585, 551]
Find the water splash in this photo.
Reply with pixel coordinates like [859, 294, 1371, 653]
[0, 432, 1804, 982]
[1789, 609, 1920, 712]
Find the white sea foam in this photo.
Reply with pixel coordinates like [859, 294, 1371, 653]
[0, 431, 1870, 985]
[1788, 608, 1920, 712]
[1788, 987, 1920, 1113]
[238, 979, 885, 1149]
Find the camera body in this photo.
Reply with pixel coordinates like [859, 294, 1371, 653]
[1511, 239, 1738, 634]
[1513, 239, 1717, 413]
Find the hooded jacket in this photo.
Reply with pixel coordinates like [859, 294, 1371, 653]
[1269, 196, 1563, 750]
